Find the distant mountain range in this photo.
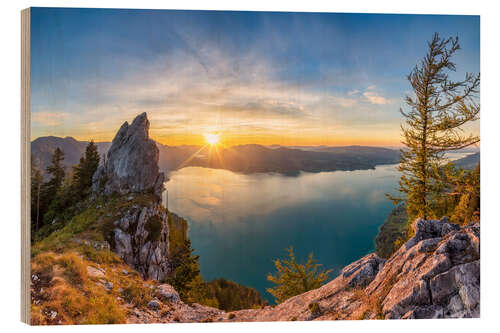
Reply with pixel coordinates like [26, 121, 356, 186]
[31, 136, 401, 177]
[453, 152, 480, 170]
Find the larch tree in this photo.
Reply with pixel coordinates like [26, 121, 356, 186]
[389, 33, 480, 220]
[267, 247, 331, 304]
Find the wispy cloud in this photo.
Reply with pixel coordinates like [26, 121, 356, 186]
[363, 91, 392, 105]
[32, 111, 70, 126]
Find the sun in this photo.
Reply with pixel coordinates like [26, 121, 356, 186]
[204, 132, 220, 146]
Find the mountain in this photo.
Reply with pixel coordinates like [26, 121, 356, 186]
[454, 152, 480, 170]
[31, 136, 111, 177]
[32, 137, 400, 177]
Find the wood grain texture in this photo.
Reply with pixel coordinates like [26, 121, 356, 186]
[21, 7, 30, 325]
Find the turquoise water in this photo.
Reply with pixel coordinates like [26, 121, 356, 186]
[163, 164, 401, 302]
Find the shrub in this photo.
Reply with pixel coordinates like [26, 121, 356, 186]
[308, 302, 321, 316]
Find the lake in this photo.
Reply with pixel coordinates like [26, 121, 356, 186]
[161, 153, 471, 302]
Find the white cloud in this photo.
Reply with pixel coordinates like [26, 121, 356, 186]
[363, 91, 392, 105]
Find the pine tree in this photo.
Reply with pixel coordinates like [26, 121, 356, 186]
[267, 247, 331, 304]
[30, 155, 44, 232]
[43, 147, 66, 205]
[389, 33, 480, 220]
[73, 140, 100, 197]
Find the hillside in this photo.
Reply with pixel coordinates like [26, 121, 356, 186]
[32, 136, 400, 177]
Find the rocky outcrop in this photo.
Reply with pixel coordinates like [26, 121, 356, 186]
[371, 218, 480, 319]
[111, 198, 171, 281]
[91, 113, 173, 281]
[92, 112, 164, 199]
[215, 219, 479, 322]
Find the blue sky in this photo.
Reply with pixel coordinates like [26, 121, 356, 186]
[30, 8, 480, 146]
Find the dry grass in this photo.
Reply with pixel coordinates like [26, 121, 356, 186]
[30, 248, 155, 325]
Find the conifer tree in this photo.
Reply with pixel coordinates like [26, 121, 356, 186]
[43, 147, 66, 205]
[73, 140, 100, 197]
[30, 155, 44, 232]
[389, 33, 480, 220]
[267, 247, 331, 303]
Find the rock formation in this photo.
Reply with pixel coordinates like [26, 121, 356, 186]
[112, 200, 171, 281]
[92, 112, 164, 199]
[91, 113, 172, 281]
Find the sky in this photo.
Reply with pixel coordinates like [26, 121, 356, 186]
[30, 8, 480, 147]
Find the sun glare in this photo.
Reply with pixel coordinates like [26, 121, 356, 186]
[204, 133, 220, 146]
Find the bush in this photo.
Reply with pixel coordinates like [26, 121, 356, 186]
[308, 302, 321, 316]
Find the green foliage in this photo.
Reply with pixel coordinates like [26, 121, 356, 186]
[44, 147, 66, 201]
[72, 141, 100, 199]
[167, 239, 201, 299]
[31, 142, 102, 238]
[145, 215, 163, 242]
[203, 278, 265, 311]
[389, 33, 480, 221]
[36, 147, 66, 229]
[375, 204, 411, 259]
[31, 156, 44, 232]
[267, 247, 332, 304]
[432, 162, 480, 225]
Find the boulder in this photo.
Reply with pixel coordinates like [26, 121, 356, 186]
[156, 284, 181, 303]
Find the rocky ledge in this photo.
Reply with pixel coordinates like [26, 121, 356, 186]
[213, 218, 479, 322]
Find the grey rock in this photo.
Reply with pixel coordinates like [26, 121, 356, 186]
[341, 253, 385, 288]
[92, 112, 165, 199]
[147, 299, 162, 311]
[156, 284, 181, 303]
[104, 281, 114, 291]
[114, 228, 133, 263]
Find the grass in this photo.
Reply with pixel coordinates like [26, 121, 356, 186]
[30, 193, 165, 325]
